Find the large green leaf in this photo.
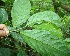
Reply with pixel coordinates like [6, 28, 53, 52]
[20, 29, 70, 56]
[0, 8, 8, 23]
[27, 11, 61, 27]
[11, 0, 31, 28]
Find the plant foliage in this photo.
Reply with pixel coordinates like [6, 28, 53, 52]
[0, 0, 70, 56]
[0, 8, 8, 23]
[20, 29, 70, 56]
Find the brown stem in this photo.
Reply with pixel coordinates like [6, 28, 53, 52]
[61, 4, 70, 12]
[52, 0, 70, 13]
[52, 0, 59, 13]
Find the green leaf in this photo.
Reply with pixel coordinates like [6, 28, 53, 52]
[1, 0, 7, 2]
[0, 8, 8, 23]
[11, 0, 31, 28]
[27, 11, 61, 27]
[17, 49, 28, 56]
[20, 29, 70, 56]
[30, 0, 42, 1]
[0, 48, 13, 56]
[7, 26, 17, 32]
[62, 16, 70, 38]
[33, 22, 63, 37]
[64, 38, 70, 42]
[11, 32, 24, 43]
[30, 0, 52, 2]
[14, 41, 28, 56]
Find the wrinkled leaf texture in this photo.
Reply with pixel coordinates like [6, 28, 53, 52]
[20, 11, 70, 56]
[11, 0, 70, 56]
[11, 0, 31, 28]
[27, 11, 61, 27]
[20, 29, 70, 56]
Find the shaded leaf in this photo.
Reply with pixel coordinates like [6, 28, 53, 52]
[64, 38, 70, 42]
[11, 32, 24, 43]
[17, 49, 28, 56]
[0, 48, 14, 56]
[1, 0, 7, 2]
[0, 8, 8, 23]
[62, 16, 70, 38]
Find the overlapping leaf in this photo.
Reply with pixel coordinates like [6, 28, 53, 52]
[20, 10, 69, 56]
[20, 29, 70, 56]
[27, 11, 61, 27]
[11, 0, 31, 27]
[33, 22, 62, 37]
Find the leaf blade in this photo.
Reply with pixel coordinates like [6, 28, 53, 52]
[20, 29, 70, 56]
[11, 0, 31, 28]
[0, 8, 8, 23]
[27, 11, 61, 27]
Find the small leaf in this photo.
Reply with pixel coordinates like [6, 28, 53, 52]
[64, 38, 70, 42]
[15, 41, 28, 56]
[31, 0, 42, 1]
[1, 0, 7, 2]
[0, 48, 14, 56]
[62, 16, 70, 38]
[0, 8, 8, 23]
[17, 49, 28, 56]
[11, 32, 24, 43]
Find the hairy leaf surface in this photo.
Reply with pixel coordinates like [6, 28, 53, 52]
[20, 29, 70, 56]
